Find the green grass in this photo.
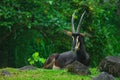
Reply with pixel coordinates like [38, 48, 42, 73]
[0, 68, 119, 80]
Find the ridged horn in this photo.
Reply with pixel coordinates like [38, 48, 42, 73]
[76, 11, 86, 33]
[71, 12, 75, 33]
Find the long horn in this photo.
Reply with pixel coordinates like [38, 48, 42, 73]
[71, 12, 75, 33]
[76, 11, 86, 33]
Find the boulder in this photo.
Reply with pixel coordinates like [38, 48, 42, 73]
[98, 56, 120, 77]
[1, 70, 11, 76]
[19, 65, 37, 71]
[92, 72, 115, 80]
[66, 60, 90, 75]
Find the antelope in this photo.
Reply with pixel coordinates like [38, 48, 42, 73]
[44, 11, 90, 69]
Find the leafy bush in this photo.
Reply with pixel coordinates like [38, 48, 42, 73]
[86, 0, 120, 66]
[28, 52, 46, 67]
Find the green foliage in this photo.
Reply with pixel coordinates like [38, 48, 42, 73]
[28, 52, 46, 67]
[83, 0, 120, 66]
[0, 0, 120, 67]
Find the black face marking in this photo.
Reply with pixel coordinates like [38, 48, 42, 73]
[72, 33, 81, 51]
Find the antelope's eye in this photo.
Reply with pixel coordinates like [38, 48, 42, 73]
[72, 36, 74, 40]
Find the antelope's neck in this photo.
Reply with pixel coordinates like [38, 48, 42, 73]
[76, 43, 86, 57]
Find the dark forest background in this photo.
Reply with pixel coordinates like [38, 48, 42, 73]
[0, 0, 120, 68]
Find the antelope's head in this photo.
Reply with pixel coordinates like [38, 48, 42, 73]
[71, 11, 86, 51]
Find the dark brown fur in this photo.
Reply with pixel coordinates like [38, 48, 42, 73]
[44, 54, 59, 69]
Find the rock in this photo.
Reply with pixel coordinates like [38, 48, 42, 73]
[66, 60, 90, 75]
[1, 70, 11, 76]
[98, 56, 120, 77]
[92, 72, 115, 80]
[19, 65, 37, 70]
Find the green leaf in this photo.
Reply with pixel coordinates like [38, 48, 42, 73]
[39, 58, 46, 64]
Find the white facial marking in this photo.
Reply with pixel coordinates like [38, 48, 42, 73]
[75, 36, 80, 50]
[76, 36, 79, 42]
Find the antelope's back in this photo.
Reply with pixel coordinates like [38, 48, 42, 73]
[55, 51, 77, 68]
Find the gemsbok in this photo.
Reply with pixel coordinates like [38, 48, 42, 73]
[44, 11, 90, 69]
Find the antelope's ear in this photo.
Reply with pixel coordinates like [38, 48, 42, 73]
[80, 33, 86, 37]
[80, 32, 92, 37]
[62, 30, 72, 36]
